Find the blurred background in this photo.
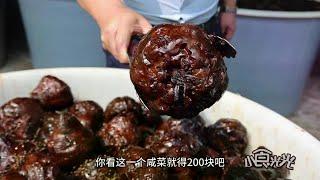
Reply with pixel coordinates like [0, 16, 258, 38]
[0, 0, 319, 138]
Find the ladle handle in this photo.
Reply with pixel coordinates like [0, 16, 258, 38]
[209, 35, 237, 58]
[128, 34, 144, 64]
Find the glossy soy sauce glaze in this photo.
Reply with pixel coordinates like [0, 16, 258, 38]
[0, 75, 289, 180]
[0, 98, 44, 140]
[68, 100, 104, 132]
[31, 75, 74, 110]
[130, 24, 236, 118]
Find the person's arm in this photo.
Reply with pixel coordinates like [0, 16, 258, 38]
[77, 0, 152, 63]
[220, 0, 237, 40]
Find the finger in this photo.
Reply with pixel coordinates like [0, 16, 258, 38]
[138, 16, 152, 34]
[224, 28, 231, 40]
[101, 26, 117, 56]
[225, 27, 235, 40]
[115, 23, 132, 63]
[101, 34, 107, 50]
[220, 23, 227, 37]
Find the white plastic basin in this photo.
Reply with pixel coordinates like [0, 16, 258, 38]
[0, 68, 319, 179]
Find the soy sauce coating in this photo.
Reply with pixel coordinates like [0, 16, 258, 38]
[223, 166, 264, 180]
[156, 116, 205, 141]
[222, 150, 244, 176]
[144, 118, 205, 180]
[0, 74, 288, 179]
[145, 130, 202, 158]
[143, 118, 204, 179]
[0, 136, 42, 175]
[223, 160, 289, 180]
[205, 118, 248, 154]
[0, 98, 43, 140]
[98, 113, 139, 148]
[39, 112, 94, 167]
[140, 104, 162, 127]
[73, 155, 120, 180]
[168, 167, 196, 180]
[20, 152, 61, 180]
[68, 100, 104, 132]
[0, 137, 23, 174]
[117, 145, 167, 180]
[130, 24, 231, 118]
[0, 171, 26, 180]
[31, 75, 73, 110]
[104, 96, 142, 122]
[196, 147, 223, 179]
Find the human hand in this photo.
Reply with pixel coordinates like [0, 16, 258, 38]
[100, 4, 151, 63]
[78, 0, 152, 63]
[220, 12, 236, 40]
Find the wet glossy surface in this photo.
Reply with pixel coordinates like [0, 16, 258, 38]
[20, 152, 61, 180]
[73, 155, 120, 180]
[0, 98, 43, 140]
[98, 113, 139, 148]
[39, 112, 94, 167]
[104, 96, 142, 122]
[31, 75, 73, 110]
[68, 100, 104, 132]
[0, 74, 291, 179]
[130, 24, 235, 118]
[145, 118, 204, 158]
[117, 145, 167, 180]
[205, 118, 248, 154]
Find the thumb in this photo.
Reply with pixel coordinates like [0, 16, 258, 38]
[118, 46, 130, 63]
[225, 27, 235, 40]
[138, 17, 152, 34]
[220, 23, 227, 35]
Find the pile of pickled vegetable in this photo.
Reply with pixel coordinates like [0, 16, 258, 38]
[0, 75, 288, 180]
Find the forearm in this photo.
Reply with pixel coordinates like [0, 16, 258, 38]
[222, 0, 237, 8]
[219, 0, 237, 40]
[77, 0, 125, 28]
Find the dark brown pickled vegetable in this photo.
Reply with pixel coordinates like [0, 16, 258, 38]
[222, 150, 244, 176]
[145, 118, 203, 180]
[145, 117, 204, 179]
[31, 75, 73, 110]
[98, 113, 139, 149]
[73, 155, 120, 180]
[168, 167, 197, 180]
[0, 137, 23, 174]
[20, 152, 61, 180]
[104, 96, 141, 122]
[0, 171, 26, 180]
[252, 166, 289, 180]
[0, 73, 290, 180]
[130, 24, 236, 118]
[136, 105, 163, 145]
[223, 166, 263, 180]
[223, 165, 289, 180]
[68, 100, 104, 132]
[136, 125, 155, 147]
[117, 145, 167, 180]
[196, 147, 223, 179]
[140, 104, 162, 127]
[0, 98, 43, 140]
[0, 135, 42, 175]
[205, 118, 248, 154]
[156, 116, 205, 142]
[39, 112, 94, 167]
[145, 130, 202, 158]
